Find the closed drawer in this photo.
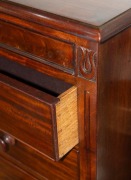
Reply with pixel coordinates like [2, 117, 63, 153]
[0, 57, 78, 160]
[0, 21, 74, 71]
[0, 131, 79, 180]
[0, 156, 35, 180]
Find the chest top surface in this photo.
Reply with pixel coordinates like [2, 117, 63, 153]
[0, 0, 131, 42]
[3, 0, 131, 26]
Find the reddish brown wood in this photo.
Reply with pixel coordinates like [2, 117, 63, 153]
[0, 21, 74, 71]
[0, 1, 130, 42]
[0, 130, 79, 180]
[0, 1, 100, 42]
[0, 0, 130, 179]
[0, 47, 76, 85]
[97, 27, 131, 180]
[4, 0, 131, 27]
[0, 156, 36, 179]
[0, 69, 75, 160]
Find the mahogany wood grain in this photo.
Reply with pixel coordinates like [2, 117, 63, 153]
[77, 78, 97, 180]
[0, 130, 79, 180]
[0, 47, 77, 85]
[1, 0, 131, 26]
[0, 1, 130, 41]
[0, 21, 74, 71]
[0, 73, 56, 159]
[0, 1, 99, 42]
[0, 70, 78, 160]
[0, 12, 97, 48]
[0, 156, 36, 179]
[97, 27, 131, 180]
[0, 0, 130, 179]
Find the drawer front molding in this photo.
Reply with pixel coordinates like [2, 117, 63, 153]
[0, 21, 74, 73]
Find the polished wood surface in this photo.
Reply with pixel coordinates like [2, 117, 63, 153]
[0, 21, 74, 70]
[97, 28, 131, 180]
[5, 0, 131, 26]
[0, 156, 36, 179]
[0, 130, 79, 180]
[0, 0, 130, 179]
[0, 62, 78, 160]
[0, 1, 130, 42]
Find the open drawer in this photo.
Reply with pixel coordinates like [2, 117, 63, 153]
[0, 57, 78, 161]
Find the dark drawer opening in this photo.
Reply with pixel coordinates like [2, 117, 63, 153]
[0, 56, 72, 97]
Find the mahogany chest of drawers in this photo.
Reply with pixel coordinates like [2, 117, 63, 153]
[0, 0, 131, 179]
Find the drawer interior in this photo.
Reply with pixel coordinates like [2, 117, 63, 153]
[0, 56, 72, 96]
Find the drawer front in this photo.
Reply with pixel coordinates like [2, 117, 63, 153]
[0, 21, 74, 70]
[0, 157, 35, 180]
[0, 59, 78, 160]
[0, 131, 79, 180]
